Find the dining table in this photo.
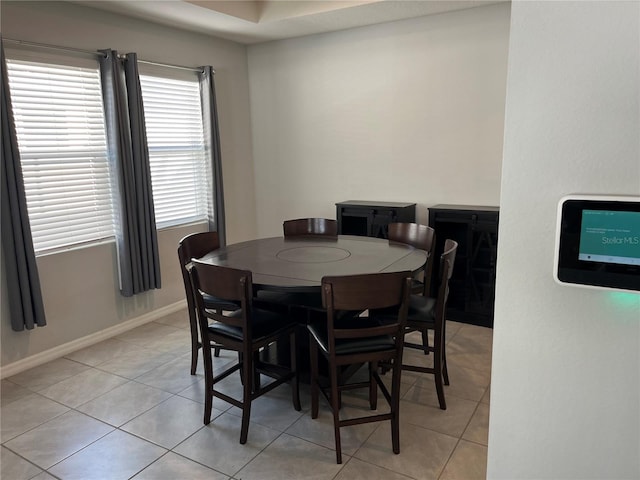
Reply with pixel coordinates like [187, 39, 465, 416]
[198, 234, 428, 294]
[199, 234, 428, 378]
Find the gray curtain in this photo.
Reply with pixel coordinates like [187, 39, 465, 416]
[99, 50, 161, 296]
[0, 40, 46, 331]
[199, 66, 226, 246]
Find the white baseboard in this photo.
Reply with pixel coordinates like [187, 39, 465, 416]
[0, 300, 187, 379]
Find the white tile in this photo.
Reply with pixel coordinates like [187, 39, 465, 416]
[226, 383, 304, 432]
[0, 308, 494, 480]
[76, 381, 172, 426]
[0, 393, 69, 442]
[64, 337, 140, 367]
[97, 348, 177, 380]
[132, 452, 228, 479]
[462, 402, 490, 446]
[1, 446, 43, 480]
[286, 400, 380, 456]
[355, 422, 457, 479]
[121, 395, 215, 449]
[115, 323, 185, 349]
[1, 380, 33, 406]
[37, 369, 127, 408]
[236, 433, 344, 479]
[173, 412, 280, 476]
[401, 386, 478, 438]
[440, 439, 488, 480]
[334, 457, 413, 480]
[133, 354, 204, 394]
[5, 411, 113, 469]
[49, 429, 166, 480]
[7, 358, 89, 391]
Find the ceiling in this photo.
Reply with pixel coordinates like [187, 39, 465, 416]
[72, 0, 506, 45]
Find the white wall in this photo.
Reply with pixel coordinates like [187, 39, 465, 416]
[489, 1, 640, 478]
[247, 3, 511, 237]
[0, 1, 256, 371]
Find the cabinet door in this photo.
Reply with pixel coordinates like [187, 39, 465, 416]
[337, 207, 374, 236]
[430, 213, 470, 314]
[467, 220, 498, 317]
[429, 207, 498, 328]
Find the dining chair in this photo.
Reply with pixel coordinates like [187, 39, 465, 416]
[384, 239, 458, 410]
[283, 218, 338, 237]
[189, 260, 301, 444]
[178, 231, 239, 375]
[307, 271, 412, 463]
[387, 222, 436, 296]
[387, 222, 436, 359]
[257, 217, 338, 312]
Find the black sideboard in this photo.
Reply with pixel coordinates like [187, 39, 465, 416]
[336, 200, 416, 239]
[428, 204, 499, 328]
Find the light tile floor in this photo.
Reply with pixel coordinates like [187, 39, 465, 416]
[1, 309, 492, 480]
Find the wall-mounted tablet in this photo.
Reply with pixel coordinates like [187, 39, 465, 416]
[554, 195, 640, 292]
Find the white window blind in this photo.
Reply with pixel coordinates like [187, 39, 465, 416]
[139, 74, 210, 228]
[6, 58, 114, 253]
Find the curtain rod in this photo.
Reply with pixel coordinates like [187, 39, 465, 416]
[2, 37, 211, 74]
[136, 59, 204, 74]
[3, 37, 102, 59]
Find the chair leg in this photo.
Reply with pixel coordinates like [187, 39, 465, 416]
[290, 331, 301, 411]
[214, 346, 221, 357]
[391, 357, 401, 454]
[202, 347, 214, 424]
[434, 354, 447, 410]
[369, 361, 378, 410]
[240, 348, 253, 444]
[191, 343, 200, 376]
[189, 320, 200, 374]
[310, 341, 319, 419]
[330, 365, 343, 464]
[252, 351, 261, 392]
[442, 350, 450, 386]
[421, 329, 430, 355]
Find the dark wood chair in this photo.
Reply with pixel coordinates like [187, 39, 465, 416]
[387, 222, 436, 359]
[283, 218, 338, 237]
[394, 239, 458, 410]
[189, 260, 301, 444]
[178, 231, 239, 375]
[257, 218, 338, 312]
[307, 271, 412, 463]
[387, 222, 436, 296]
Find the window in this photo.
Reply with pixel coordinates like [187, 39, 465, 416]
[6, 57, 114, 253]
[139, 73, 210, 228]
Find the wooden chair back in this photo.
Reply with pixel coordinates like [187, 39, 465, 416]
[283, 218, 338, 237]
[434, 239, 458, 329]
[178, 231, 223, 374]
[190, 261, 252, 333]
[321, 271, 412, 353]
[387, 222, 436, 295]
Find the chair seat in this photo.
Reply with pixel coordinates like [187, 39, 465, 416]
[203, 293, 239, 311]
[207, 307, 295, 341]
[372, 294, 436, 325]
[406, 295, 436, 324]
[307, 317, 395, 355]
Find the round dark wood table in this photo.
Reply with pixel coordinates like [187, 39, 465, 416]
[199, 235, 427, 293]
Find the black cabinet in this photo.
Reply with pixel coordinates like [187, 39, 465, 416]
[336, 201, 416, 239]
[428, 204, 499, 328]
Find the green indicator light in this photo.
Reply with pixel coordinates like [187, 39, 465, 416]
[607, 291, 640, 311]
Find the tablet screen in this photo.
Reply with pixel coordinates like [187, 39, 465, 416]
[555, 196, 640, 291]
